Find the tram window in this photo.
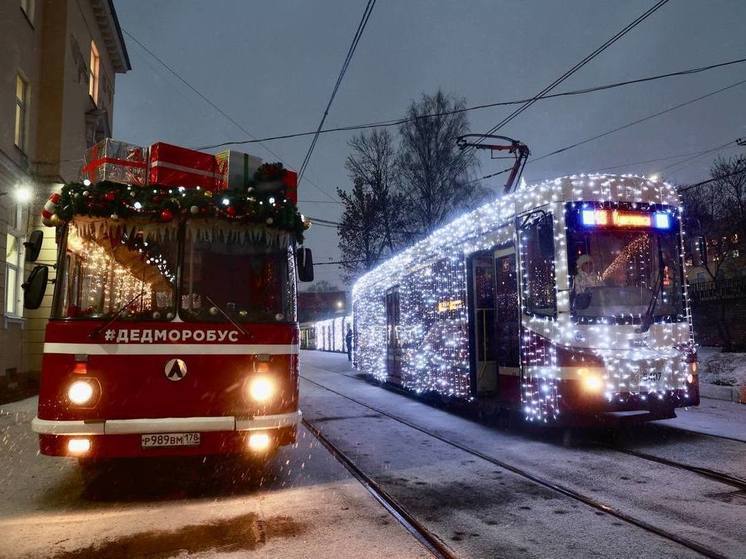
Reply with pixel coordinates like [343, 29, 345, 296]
[520, 215, 557, 318]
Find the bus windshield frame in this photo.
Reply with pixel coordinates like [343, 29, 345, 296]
[565, 202, 686, 326]
[52, 219, 297, 324]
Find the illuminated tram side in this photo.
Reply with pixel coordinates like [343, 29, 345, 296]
[352, 174, 699, 423]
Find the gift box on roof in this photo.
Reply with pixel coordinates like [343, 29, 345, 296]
[149, 142, 221, 190]
[81, 138, 148, 186]
[215, 150, 263, 190]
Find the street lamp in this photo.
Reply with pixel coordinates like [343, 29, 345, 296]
[0, 185, 34, 204]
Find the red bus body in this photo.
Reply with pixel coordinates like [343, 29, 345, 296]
[34, 320, 300, 458]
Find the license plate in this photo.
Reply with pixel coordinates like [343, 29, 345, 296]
[141, 432, 200, 448]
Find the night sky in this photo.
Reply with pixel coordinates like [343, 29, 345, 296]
[112, 0, 746, 287]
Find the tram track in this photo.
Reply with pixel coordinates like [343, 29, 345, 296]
[301, 374, 728, 559]
[302, 417, 457, 559]
[592, 443, 746, 492]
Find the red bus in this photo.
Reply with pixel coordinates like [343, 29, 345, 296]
[26, 153, 313, 462]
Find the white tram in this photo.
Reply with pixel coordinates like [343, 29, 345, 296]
[352, 174, 699, 423]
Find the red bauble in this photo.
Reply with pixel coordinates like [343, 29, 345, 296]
[104, 191, 117, 202]
[227, 206, 237, 217]
[160, 209, 174, 222]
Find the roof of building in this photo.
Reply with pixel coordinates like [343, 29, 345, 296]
[91, 0, 131, 73]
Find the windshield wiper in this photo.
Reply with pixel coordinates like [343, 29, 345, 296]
[205, 296, 251, 340]
[637, 237, 666, 334]
[90, 292, 144, 339]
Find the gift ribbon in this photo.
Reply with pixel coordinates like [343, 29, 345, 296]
[151, 160, 221, 179]
[83, 157, 147, 173]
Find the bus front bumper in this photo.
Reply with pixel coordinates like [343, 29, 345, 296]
[32, 411, 301, 458]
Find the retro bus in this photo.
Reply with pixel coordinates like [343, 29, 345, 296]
[26, 165, 313, 461]
[352, 174, 699, 424]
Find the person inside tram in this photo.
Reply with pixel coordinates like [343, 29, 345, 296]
[573, 254, 602, 293]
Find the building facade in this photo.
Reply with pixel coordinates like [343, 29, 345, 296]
[0, 0, 129, 385]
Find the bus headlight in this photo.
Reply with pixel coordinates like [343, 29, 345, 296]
[248, 376, 275, 402]
[67, 380, 95, 405]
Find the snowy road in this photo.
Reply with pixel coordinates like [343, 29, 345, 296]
[0, 395, 429, 558]
[300, 351, 746, 559]
[1, 351, 744, 558]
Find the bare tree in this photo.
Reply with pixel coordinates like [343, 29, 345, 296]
[337, 178, 387, 282]
[344, 129, 403, 252]
[302, 280, 341, 293]
[682, 154, 746, 350]
[397, 90, 484, 238]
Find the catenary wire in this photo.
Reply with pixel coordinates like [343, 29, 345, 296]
[121, 28, 339, 203]
[195, 55, 746, 151]
[297, 0, 377, 182]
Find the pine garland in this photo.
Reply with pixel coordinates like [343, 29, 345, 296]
[54, 164, 307, 243]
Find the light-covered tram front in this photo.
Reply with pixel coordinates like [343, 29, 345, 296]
[352, 174, 699, 424]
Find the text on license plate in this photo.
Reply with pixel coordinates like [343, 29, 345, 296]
[141, 432, 200, 448]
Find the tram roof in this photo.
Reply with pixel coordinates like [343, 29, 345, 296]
[353, 173, 680, 296]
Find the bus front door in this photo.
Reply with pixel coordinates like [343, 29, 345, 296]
[470, 251, 498, 394]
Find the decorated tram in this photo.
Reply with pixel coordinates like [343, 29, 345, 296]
[352, 174, 699, 423]
[27, 139, 313, 460]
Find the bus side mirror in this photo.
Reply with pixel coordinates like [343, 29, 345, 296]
[297, 248, 314, 282]
[24, 230, 43, 263]
[23, 265, 49, 309]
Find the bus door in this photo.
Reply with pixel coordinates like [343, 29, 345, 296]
[385, 286, 402, 385]
[495, 245, 520, 401]
[469, 251, 498, 394]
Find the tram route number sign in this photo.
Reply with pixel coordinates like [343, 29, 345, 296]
[142, 432, 200, 448]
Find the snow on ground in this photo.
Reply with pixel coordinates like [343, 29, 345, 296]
[698, 347, 746, 387]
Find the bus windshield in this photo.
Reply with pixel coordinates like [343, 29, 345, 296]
[566, 205, 685, 324]
[180, 221, 296, 323]
[55, 221, 177, 320]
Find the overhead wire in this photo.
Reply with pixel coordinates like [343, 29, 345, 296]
[463, 0, 672, 162]
[121, 28, 339, 203]
[194, 55, 746, 151]
[297, 0, 377, 182]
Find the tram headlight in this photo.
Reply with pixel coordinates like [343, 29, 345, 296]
[67, 380, 95, 405]
[248, 376, 275, 402]
[579, 369, 604, 393]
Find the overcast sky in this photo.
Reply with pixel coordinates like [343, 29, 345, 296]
[112, 0, 746, 287]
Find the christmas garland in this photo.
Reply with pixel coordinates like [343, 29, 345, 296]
[50, 164, 308, 243]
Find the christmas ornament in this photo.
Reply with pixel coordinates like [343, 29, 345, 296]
[190, 205, 200, 215]
[160, 209, 174, 222]
[104, 191, 116, 202]
[209, 306, 219, 316]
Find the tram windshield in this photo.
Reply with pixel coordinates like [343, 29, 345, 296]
[180, 221, 297, 323]
[54, 221, 177, 320]
[566, 205, 685, 324]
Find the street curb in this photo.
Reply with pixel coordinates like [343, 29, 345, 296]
[700, 383, 746, 404]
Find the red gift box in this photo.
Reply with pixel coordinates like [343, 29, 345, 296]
[82, 138, 148, 186]
[283, 170, 297, 204]
[149, 142, 221, 190]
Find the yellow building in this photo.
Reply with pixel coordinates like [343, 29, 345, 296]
[0, 0, 130, 387]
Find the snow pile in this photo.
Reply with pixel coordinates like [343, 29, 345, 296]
[700, 351, 746, 387]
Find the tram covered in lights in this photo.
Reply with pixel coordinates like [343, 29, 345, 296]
[352, 174, 699, 423]
[28, 146, 313, 461]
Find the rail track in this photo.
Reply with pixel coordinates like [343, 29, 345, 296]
[301, 374, 729, 559]
[302, 416, 457, 559]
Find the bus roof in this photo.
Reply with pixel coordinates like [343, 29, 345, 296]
[353, 173, 680, 296]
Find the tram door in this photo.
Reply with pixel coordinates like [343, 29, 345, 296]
[495, 246, 521, 400]
[470, 252, 498, 394]
[385, 286, 402, 385]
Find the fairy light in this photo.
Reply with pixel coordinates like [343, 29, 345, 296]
[353, 174, 695, 421]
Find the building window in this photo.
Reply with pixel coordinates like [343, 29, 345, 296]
[20, 0, 34, 24]
[5, 232, 25, 317]
[89, 41, 100, 105]
[15, 74, 28, 152]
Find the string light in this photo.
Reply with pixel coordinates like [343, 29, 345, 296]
[353, 174, 695, 421]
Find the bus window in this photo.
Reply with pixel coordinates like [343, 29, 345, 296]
[520, 214, 557, 318]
